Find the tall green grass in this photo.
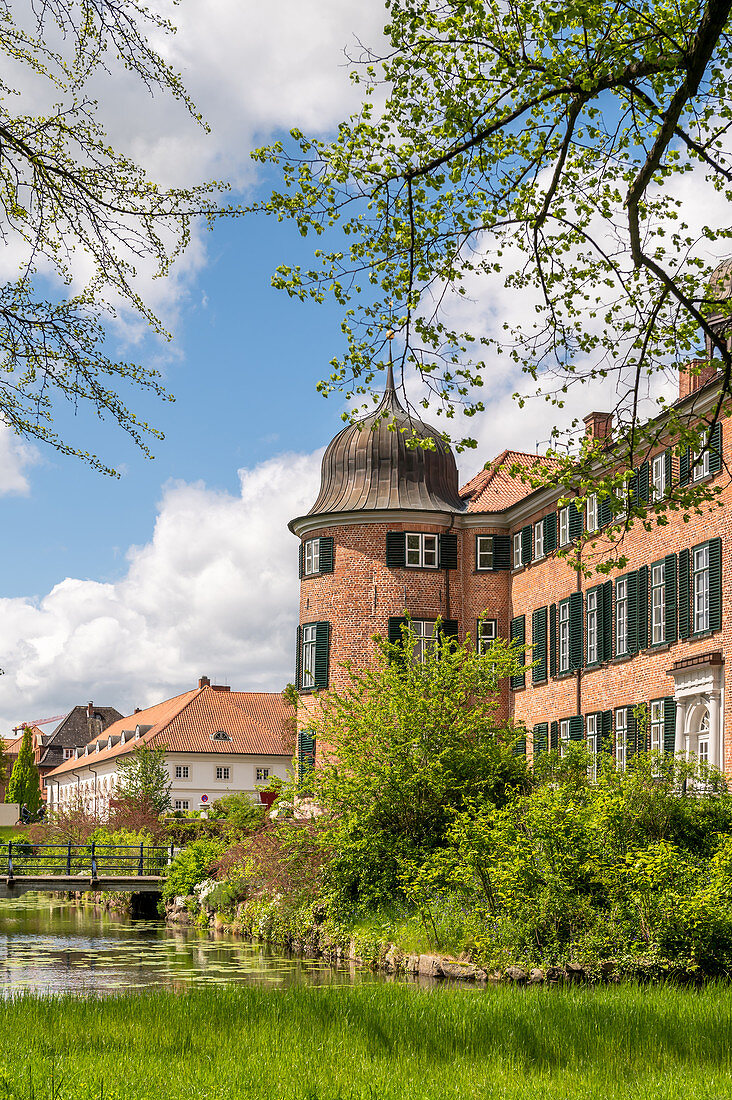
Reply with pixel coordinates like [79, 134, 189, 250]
[0, 983, 730, 1099]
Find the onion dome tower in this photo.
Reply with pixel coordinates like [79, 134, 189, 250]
[305, 360, 465, 518]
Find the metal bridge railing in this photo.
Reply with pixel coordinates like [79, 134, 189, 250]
[2, 841, 173, 879]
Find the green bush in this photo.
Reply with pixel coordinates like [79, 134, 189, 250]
[162, 838, 227, 905]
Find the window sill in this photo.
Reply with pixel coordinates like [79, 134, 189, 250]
[555, 670, 576, 680]
[612, 653, 634, 664]
[531, 677, 548, 687]
[689, 628, 720, 642]
[646, 642, 672, 654]
[511, 683, 526, 692]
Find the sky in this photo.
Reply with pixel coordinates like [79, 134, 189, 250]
[0, 0, 720, 731]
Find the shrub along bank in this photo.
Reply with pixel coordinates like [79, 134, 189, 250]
[163, 629, 732, 982]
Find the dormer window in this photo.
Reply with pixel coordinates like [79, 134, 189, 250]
[95, 741, 100, 753]
[134, 730, 140, 741]
[84, 745, 89, 755]
[120, 732, 126, 745]
[211, 730, 232, 742]
[107, 736, 112, 749]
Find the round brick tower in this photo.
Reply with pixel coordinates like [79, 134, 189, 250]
[289, 362, 470, 762]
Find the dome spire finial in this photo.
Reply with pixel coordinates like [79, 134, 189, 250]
[385, 328, 396, 397]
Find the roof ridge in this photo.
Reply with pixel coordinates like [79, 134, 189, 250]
[146, 684, 208, 745]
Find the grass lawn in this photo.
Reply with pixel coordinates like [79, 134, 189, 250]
[0, 981, 729, 1099]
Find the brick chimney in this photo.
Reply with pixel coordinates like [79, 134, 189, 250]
[583, 411, 613, 443]
[199, 675, 211, 689]
[87, 701, 94, 718]
[679, 359, 718, 400]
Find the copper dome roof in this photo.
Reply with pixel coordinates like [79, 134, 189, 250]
[308, 364, 465, 515]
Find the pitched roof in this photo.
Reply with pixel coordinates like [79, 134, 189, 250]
[460, 450, 562, 513]
[49, 705, 123, 749]
[45, 684, 293, 778]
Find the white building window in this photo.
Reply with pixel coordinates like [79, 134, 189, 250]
[477, 619, 497, 655]
[534, 521, 544, 560]
[652, 453, 666, 501]
[63, 748, 73, 760]
[302, 624, 317, 688]
[175, 765, 189, 779]
[412, 619, 438, 662]
[513, 531, 522, 568]
[616, 578, 628, 656]
[559, 718, 570, 756]
[693, 431, 710, 481]
[615, 708, 627, 770]
[559, 600, 570, 673]
[216, 766, 230, 781]
[587, 713, 598, 781]
[304, 538, 320, 575]
[651, 562, 665, 645]
[476, 536, 493, 570]
[587, 589, 598, 664]
[650, 700, 664, 754]
[559, 506, 570, 546]
[256, 768, 269, 782]
[693, 544, 710, 633]
[406, 533, 438, 569]
[586, 494, 598, 533]
[175, 800, 189, 811]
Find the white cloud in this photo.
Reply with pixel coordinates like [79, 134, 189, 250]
[0, 427, 39, 496]
[0, 450, 322, 729]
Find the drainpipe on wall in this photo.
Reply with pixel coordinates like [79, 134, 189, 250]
[576, 534, 583, 721]
[445, 513, 456, 621]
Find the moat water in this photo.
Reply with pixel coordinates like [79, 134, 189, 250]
[0, 895, 378, 995]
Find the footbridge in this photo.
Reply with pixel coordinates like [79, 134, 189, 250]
[0, 841, 172, 899]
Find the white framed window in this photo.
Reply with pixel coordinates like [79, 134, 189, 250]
[174, 800, 189, 811]
[256, 767, 269, 782]
[406, 533, 438, 569]
[302, 623, 317, 688]
[693, 431, 710, 482]
[699, 738, 710, 764]
[63, 748, 74, 760]
[476, 536, 493, 570]
[651, 562, 665, 645]
[215, 766, 230, 781]
[616, 578, 628, 656]
[477, 619, 497, 655]
[693, 544, 710, 633]
[587, 589, 598, 664]
[652, 454, 666, 501]
[650, 700, 664, 754]
[304, 538, 320, 576]
[534, 521, 544, 560]
[513, 532, 522, 569]
[175, 765, 189, 779]
[412, 619, 438, 662]
[586, 494, 598, 533]
[587, 713, 598, 781]
[559, 718, 570, 756]
[615, 708, 627, 770]
[559, 506, 570, 546]
[559, 600, 570, 673]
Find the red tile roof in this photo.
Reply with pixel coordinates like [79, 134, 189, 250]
[45, 685, 293, 778]
[460, 450, 562, 512]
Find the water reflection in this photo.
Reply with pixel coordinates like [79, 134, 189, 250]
[0, 895, 377, 996]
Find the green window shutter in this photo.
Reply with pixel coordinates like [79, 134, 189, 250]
[295, 625, 302, 688]
[663, 697, 677, 755]
[314, 622, 331, 690]
[709, 536, 722, 633]
[521, 525, 533, 565]
[601, 710, 613, 755]
[513, 731, 527, 757]
[439, 619, 459, 647]
[678, 548, 691, 639]
[385, 532, 406, 567]
[598, 494, 612, 529]
[569, 591, 583, 671]
[439, 533, 458, 570]
[664, 554, 677, 644]
[569, 502, 583, 542]
[637, 566, 649, 650]
[627, 710, 637, 759]
[550, 721, 559, 751]
[532, 607, 548, 684]
[680, 447, 691, 486]
[298, 543, 305, 579]
[569, 715, 584, 741]
[664, 448, 673, 489]
[710, 422, 723, 474]
[297, 729, 316, 784]
[533, 723, 548, 756]
[549, 603, 557, 678]
[587, 585, 600, 666]
[319, 537, 334, 574]
[602, 580, 613, 661]
[493, 536, 511, 570]
[388, 617, 408, 649]
[544, 512, 557, 554]
[510, 616, 526, 689]
[637, 461, 650, 506]
[626, 571, 639, 655]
